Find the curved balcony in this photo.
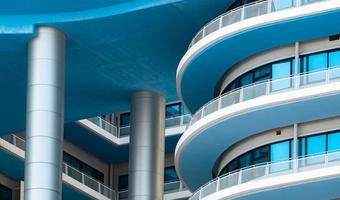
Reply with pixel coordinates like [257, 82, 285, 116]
[189, 0, 326, 48]
[0, 134, 116, 200]
[189, 68, 340, 128]
[176, 67, 340, 190]
[190, 151, 340, 200]
[177, 0, 340, 113]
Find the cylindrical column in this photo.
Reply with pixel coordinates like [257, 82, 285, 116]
[128, 91, 165, 200]
[25, 27, 66, 200]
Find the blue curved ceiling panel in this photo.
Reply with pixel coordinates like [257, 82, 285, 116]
[0, 0, 232, 135]
[180, 10, 340, 113]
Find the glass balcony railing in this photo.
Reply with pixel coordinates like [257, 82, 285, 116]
[86, 114, 191, 139]
[188, 67, 340, 129]
[0, 134, 117, 200]
[118, 180, 188, 200]
[189, 0, 331, 48]
[190, 150, 340, 200]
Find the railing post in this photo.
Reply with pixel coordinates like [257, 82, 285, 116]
[325, 153, 329, 167]
[179, 181, 183, 191]
[180, 115, 184, 126]
[199, 189, 202, 200]
[218, 97, 222, 110]
[98, 182, 101, 194]
[219, 17, 223, 29]
[99, 117, 103, 128]
[239, 88, 244, 102]
[201, 108, 204, 119]
[82, 173, 85, 184]
[294, 158, 299, 173]
[241, 6, 245, 20]
[238, 171, 242, 184]
[326, 69, 330, 83]
[216, 178, 220, 192]
[12, 135, 16, 147]
[64, 164, 68, 175]
[267, 0, 272, 13]
[265, 163, 270, 177]
[266, 80, 270, 95]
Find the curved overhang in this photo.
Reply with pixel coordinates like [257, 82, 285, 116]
[177, 0, 340, 113]
[175, 82, 340, 190]
[202, 165, 340, 200]
[0, 0, 232, 135]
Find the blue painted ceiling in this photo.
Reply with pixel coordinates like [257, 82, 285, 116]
[0, 0, 231, 135]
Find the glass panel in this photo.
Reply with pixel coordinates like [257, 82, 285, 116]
[272, 0, 294, 11]
[307, 134, 326, 155]
[118, 175, 129, 190]
[271, 60, 291, 91]
[253, 145, 270, 165]
[0, 184, 12, 200]
[239, 72, 253, 87]
[328, 132, 340, 152]
[254, 65, 270, 83]
[164, 166, 178, 183]
[120, 112, 130, 126]
[329, 50, 340, 79]
[299, 137, 306, 157]
[270, 141, 291, 172]
[239, 152, 252, 168]
[308, 53, 327, 72]
[226, 159, 239, 173]
[166, 103, 181, 118]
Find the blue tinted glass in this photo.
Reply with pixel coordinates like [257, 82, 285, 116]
[299, 137, 306, 156]
[272, 0, 294, 10]
[270, 141, 291, 172]
[239, 152, 252, 168]
[292, 59, 296, 75]
[329, 50, 340, 68]
[239, 72, 253, 87]
[271, 60, 291, 91]
[307, 134, 326, 155]
[308, 53, 327, 72]
[166, 103, 181, 117]
[227, 159, 239, 173]
[120, 113, 130, 126]
[270, 141, 291, 162]
[328, 132, 340, 152]
[254, 66, 270, 82]
[0, 184, 12, 200]
[118, 175, 129, 190]
[300, 57, 308, 73]
[164, 166, 178, 183]
[253, 145, 270, 164]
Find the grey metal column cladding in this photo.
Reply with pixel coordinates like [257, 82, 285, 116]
[128, 91, 165, 200]
[24, 27, 66, 200]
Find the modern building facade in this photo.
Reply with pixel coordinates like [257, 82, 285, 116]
[0, 0, 340, 200]
[176, 0, 340, 199]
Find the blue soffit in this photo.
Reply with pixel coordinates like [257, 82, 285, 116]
[180, 9, 340, 113]
[0, 0, 232, 135]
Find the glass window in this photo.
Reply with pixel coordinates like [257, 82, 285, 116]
[227, 80, 238, 92]
[308, 52, 327, 72]
[166, 103, 181, 118]
[226, 159, 239, 173]
[270, 141, 291, 172]
[299, 137, 306, 157]
[271, 60, 291, 91]
[328, 132, 340, 152]
[0, 184, 11, 200]
[329, 50, 340, 79]
[254, 65, 271, 83]
[253, 145, 270, 164]
[307, 134, 326, 155]
[239, 152, 252, 168]
[239, 72, 253, 87]
[272, 0, 294, 11]
[120, 113, 130, 126]
[118, 175, 129, 191]
[164, 166, 178, 183]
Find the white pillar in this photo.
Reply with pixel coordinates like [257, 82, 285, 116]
[24, 27, 66, 200]
[128, 91, 165, 200]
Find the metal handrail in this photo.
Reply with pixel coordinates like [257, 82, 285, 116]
[188, 0, 331, 48]
[190, 150, 340, 200]
[0, 134, 117, 200]
[188, 67, 340, 129]
[87, 114, 191, 138]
